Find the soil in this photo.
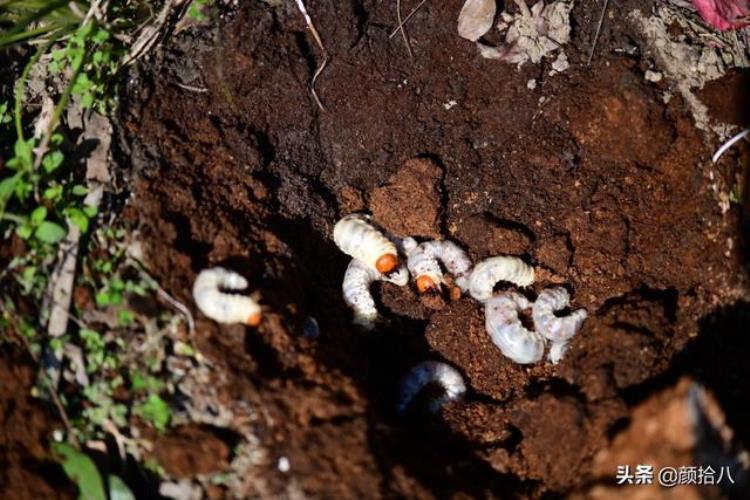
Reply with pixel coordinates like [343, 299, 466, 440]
[3, 0, 749, 498]
[0, 348, 75, 498]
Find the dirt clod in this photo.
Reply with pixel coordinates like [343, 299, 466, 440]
[152, 425, 232, 478]
[370, 158, 444, 239]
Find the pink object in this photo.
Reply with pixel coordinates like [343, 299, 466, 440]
[691, 0, 749, 30]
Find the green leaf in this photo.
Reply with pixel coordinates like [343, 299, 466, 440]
[21, 266, 36, 286]
[81, 92, 94, 109]
[43, 184, 64, 202]
[80, 328, 102, 346]
[42, 150, 64, 173]
[0, 174, 20, 203]
[83, 204, 98, 218]
[95, 291, 112, 307]
[16, 223, 33, 240]
[72, 73, 91, 95]
[117, 309, 135, 327]
[64, 207, 89, 233]
[12, 137, 34, 170]
[108, 475, 135, 500]
[51, 48, 66, 61]
[92, 28, 110, 44]
[0, 102, 10, 124]
[71, 185, 87, 196]
[34, 221, 66, 243]
[136, 394, 171, 432]
[110, 279, 125, 292]
[52, 442, 107, 500]
[30, 206, 47, 224]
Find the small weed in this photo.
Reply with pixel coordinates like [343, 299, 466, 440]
[187, 0, 215, 22]
[135, 393, 172, 432]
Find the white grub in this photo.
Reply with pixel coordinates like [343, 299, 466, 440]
[402, 238, 473, 293]
[396, 361, 466, 415]
[342, 258, 408, 329]
[485, 292, 545, 364]
[468, 256, 535, 302]
[458, 0, 497, 41]
[192, 267, 262, 326]
[333, 214, 399, 274]
[532, 287, 587, 364]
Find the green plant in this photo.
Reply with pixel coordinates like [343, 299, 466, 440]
[135, 393, 171, 432]
[53, 441, 135, 500]
[187, 0, 214, 22]
[0, 0, 197, 489]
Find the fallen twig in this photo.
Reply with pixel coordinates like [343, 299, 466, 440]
[397, 0, 414, 58]
[294, 0, 328, 111]
[389, 0, 430, 39]
[587, 0, 609, 66]
[174, 82, 209, 93]
[43, 107, 111, 389]
[128, 256, 195, 334]
[121, 0, 176, 68]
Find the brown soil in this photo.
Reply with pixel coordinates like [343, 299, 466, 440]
[110, 0, 748, 497]
[0, 348, 74, 498]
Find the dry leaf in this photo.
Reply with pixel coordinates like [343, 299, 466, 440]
[458, 0, 497, 41]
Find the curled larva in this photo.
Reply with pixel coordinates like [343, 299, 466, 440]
[333, 214, 399, 274]
[468, 256, 535, 302]
[396, 361, 466, 415]
[193, 267, 262, 326]
[402, 238, 473, 293]
[343, 258, 408, 328]
[485, 292, 545, 364]
[532, 287, 588, 364]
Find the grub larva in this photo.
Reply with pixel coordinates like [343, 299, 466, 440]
[342, 258, 409, 329]
[396, 361, 467, 415]
[532, 287, 587, 364]
[333, 214, 399, 274]
[485, 292, 545, 364]
[468, 256, 535, 302]
[402, 238, 473, 293]
[192, 267, 262, 326]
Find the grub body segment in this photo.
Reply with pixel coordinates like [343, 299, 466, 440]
[334, 214, 399, 273]
[468, 256, 535, 302]
[403, 238, 473, 293]
[532, 287, 588, 364]
[342, 258, 408, 329]
[485, 292, 545, 364]
[193, 267, 262, 326]
[396, 361, 467, 415]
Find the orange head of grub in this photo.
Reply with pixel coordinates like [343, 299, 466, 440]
[375, 253, 398, 274]
[246, 312, 262, 327]
[416, 275, 438, 293]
